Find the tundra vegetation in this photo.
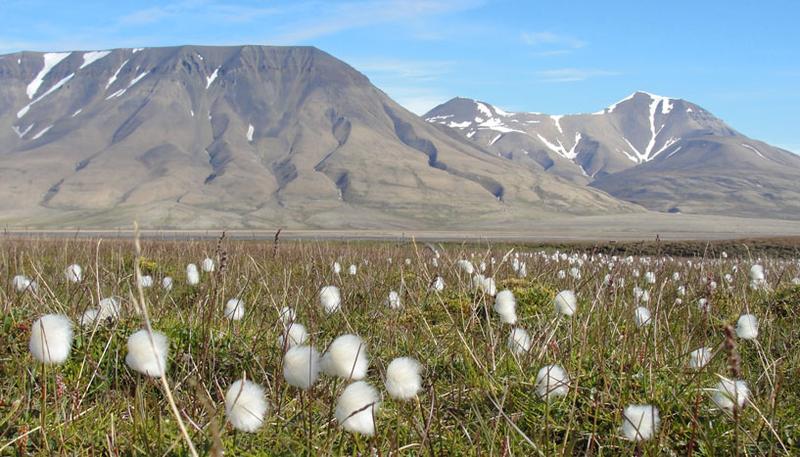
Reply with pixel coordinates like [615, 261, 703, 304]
[0, 236, 798, 455]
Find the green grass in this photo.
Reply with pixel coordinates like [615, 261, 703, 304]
[0, 237, 798, 455]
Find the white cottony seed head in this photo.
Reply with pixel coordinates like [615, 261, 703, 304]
[493, 289, 517, 324]
[736, 314, 758, 340]
[457, 259, 474, 274]
[689, 347, 712, 370]
[64, 264, 83, 283]
[385, 357, 422, 400]
[138, 274, 154, 288]
[480, 276, 497, 296]
[749, 264, 764, 281]
[554, 290, 577, 316]
[711, 377, 750, 412]
[225, 379, 268, 433]
[430, 276, 445, 292]
[535, 365, 569, 400]
[98, 297, 121, 321]
[634, 306, 652, 327]
[507, 327, 532, 355]
[335, 381, 380, 436]
[321, 334, 369, 380]
[79, 308, 100, 328]
[620, 404, 660, 441]
[224, 298, 245, 321]
[319, 285, 342, 314]
[186, 264, 200, 286]
[13, 275, 35, 293]
[29, 314, 73, 364]
[283, 345, 321, 389]
[125, 329, 169, 377]
[279, 306, 296, 325]
[278, 322, 308, 348]
[386, 290, 402, 309]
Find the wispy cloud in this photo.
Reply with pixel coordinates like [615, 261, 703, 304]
[349, 57, 456, 114]
[536, 68, 619, 83]
[521, 31, 586, 56]
[272, 0, 484, 44]
[119, 0, 282, 26]
[352, 59, 455, 82]
[381, 85, 451, 115]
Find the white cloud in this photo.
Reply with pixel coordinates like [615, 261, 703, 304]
[521, 31, 586, 49]
[119, 0, 282, 26]
[349, 58, 456, 114]
[352, 59, 455, 82]
[399, 95, 450, 115]
[378, 84, 450, 115]
[536, 68, 619, 83]
[272, 0, 485, 44]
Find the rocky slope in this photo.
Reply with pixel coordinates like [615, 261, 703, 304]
[0, 45, 636, 229]
[425, 93, 800, 218]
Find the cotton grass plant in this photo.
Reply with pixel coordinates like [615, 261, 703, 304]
[0, 236, 796, 455]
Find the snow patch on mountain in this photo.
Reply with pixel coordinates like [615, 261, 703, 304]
[641, 93, 675, 160]
[741, 143, 768, 160]
[425, 91, 700, 170]
[494, 106, 513, 117]
[26, 52, 71, 99]
[18, 72, 75, 118]
[536, 132, 582, 160]
[11, 124, 34, 138]
[80, 51, 111, 69]
[475, 101, 493, 118]
[621, 138, 643, 162]
[105, 68, 149, 99]
[478, 117, 525, 134]
[653, 137, 680, 158]
[32, 125, 52, 140]
[664, 146, 683, 160]
[551, 115, 564, 134]
[206, 67, 220, 89]
[106, 59, 129, 89]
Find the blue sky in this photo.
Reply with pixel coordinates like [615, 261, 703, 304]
[1, 0, 798, 151]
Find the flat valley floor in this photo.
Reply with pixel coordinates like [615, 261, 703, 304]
[4, 213, 800, 241]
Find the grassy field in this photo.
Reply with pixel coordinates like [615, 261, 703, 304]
[1, 236, 798, 455]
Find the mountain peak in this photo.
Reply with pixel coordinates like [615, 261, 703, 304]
[601, 91, 677, 115]
[431, 91, 685, 120]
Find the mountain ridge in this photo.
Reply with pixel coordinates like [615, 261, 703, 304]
[425, 92, 800, 218]
[0, 44, 636, 229]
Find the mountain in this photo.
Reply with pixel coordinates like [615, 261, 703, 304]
[425, 92, 800, 218]
[0, 45, 639, 229]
